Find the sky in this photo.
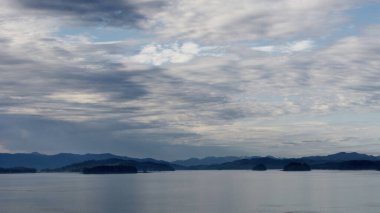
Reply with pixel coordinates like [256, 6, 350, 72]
[0, 0, 380, 160]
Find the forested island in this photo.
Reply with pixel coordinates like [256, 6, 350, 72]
[283, 162, 311, 171]
[0, 167, 37, 174]
[82, 165, 138, 174]
[252, 164, 267, 171]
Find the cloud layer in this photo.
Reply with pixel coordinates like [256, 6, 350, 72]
[0, 0, 379, 159]
[142, 0, 355, 41]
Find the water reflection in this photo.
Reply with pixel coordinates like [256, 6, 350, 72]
[1, 171, 380, 213]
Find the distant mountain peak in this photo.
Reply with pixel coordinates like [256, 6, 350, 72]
[172, 156, 244, 166]
[331, 152, 359, 155]
[328, 152, 372, 157]
[31, 152, 42, 155]
[303, 152, 378, 162]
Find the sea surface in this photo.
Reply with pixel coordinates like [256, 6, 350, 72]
[1, 170, 380, 213]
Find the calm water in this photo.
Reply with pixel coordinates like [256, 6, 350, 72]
[1, 170, 380, 213]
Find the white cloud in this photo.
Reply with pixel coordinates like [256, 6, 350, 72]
[286, 40, 314, 52]
[251, 46, 275, 53]
[6, 107, 41, 115]
[130, 42, 200, 65]
[252, 40, 314, 53]
[47, 92, 108, 104]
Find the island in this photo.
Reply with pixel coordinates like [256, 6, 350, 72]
[82, 165, 138, 174]
[252, 164, 267, 171]
[313, 160, 380, 170]
[283, 162, 311, 171]
[0, 167, 37, 174]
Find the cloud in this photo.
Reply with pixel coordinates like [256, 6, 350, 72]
[0, 10, 149, 121]
[46, 92, 108, 104]
[0, 114, 245, 160]
[15, 0, 151, 28]
[141, 0, 358, 42]
[130, 42, 201, 65]
[141, 25, 380, 155]
[0, 0, 380, 158]
[252, 40, 314, 53]
[250, 46, 275, 53]
[285, 40, 315, 52]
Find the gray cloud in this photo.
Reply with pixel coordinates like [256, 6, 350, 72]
[16, 0, 151, 28]
[0, 52, 32, 65]
[58, 69, 149, 100]
[0, 114, 246, 160]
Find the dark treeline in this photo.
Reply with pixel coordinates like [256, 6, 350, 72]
[0, 167, 37, 174]
[82, 165, 138, 174]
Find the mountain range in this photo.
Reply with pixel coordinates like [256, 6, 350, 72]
[172, 156, 245, 166]
[1, 152, 380, 171]
[0, 152, 168, 169]
[182, 152, 380, 170]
